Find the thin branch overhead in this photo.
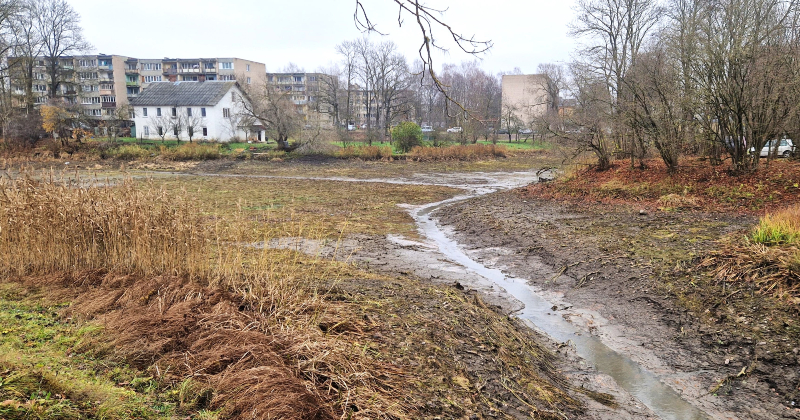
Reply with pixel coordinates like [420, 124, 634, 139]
[354, 0, 493, 115]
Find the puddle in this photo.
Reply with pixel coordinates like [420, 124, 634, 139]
[410, 179, 709, 420]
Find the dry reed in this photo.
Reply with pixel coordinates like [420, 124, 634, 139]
[0, 172, 412, 418]
[408, 144, 507, 161]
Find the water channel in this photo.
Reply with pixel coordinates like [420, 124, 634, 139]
[409, 176, 709, 420]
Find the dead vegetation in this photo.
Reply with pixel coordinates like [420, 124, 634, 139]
[408, 144, 508, 161]
[0, 172, 583, 419]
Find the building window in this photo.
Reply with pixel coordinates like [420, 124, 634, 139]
[173, 127, 178, 135]
[188, 127, 194, 137]
[202, 127, 208, 137]
[247, 77, 251, 84]
[204, 62, 215, 69]
[100, 96, 116, 103]
[143, 108, 148, 117]
[246, 64, 250, 72]
[158, 126, 163, 136]
[144, 76, 162, 83]
[221, 62, 233, 70]
[219, 75, 235, 81]
[144, 126, 149, 136]
[223, 108, 230, 118]
[201, 108, 206, 117]
[171, 107, 177, 117]
[294, 76, 302, 82]
[187, 108, 192, 117]
[156, 107, 161, 116]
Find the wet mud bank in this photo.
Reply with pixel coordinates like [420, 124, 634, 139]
[436, 190, 798, 419]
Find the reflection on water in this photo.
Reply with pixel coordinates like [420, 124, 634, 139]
[414, 199, 708, 420]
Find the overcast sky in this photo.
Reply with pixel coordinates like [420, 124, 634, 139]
[68, 0, 578, 76]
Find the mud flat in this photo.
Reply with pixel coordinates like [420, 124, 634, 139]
[438, 189, 798, 420]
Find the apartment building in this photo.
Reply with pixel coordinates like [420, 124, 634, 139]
[266, 72, 334, 125]
[10, 54, 265, 121]
[501, 74, 549, 128]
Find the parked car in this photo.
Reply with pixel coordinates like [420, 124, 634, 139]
[752, 138, 795, 157]
[360, 123, 367, 129]
[497, 128, 509, 135]
[421, 125, 433, 133]
[447, 127, 462, 133]
[347, 124, 356, 131]
[519, 128, 533, 135]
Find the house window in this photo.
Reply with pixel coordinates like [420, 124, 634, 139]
[158, 126, 163, 136]
[246, 64, 250, 72]
[201, 108, 206, 117]
[187, 108, 192, 116]
[173, 127, 178, 135]
[156, 108, 161, 116]
[171, 107, 177, 117]
[221, 62, 233, 70]
[202, 127, 208, 137]
[143, 108, 148, 117]
[247, 77, 251, 84]
[223, 108, 230, 118]
[144, 126, 149, 136]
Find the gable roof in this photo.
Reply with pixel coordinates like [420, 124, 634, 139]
[129, 81, 238, 107]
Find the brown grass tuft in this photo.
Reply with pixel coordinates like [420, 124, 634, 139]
[408, 144, 507, 161]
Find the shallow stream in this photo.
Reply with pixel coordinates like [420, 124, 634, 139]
[409, 173, 709, 420]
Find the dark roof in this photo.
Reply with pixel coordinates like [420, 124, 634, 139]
[129, 81, 237, 107]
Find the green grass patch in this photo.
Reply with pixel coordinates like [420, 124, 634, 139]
[751, 205, 800, 245]
[0, 283, 219, 420]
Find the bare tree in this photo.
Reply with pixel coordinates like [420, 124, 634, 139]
[185, 114, 203, 143]
[169, 113, 184, 142]
[317, 65, 342, 127]
[239, 82, 302, 150]
[571, 0, 662, 166]
[353, 1, 491, 100]
[148, 114, 170, 142]
[31, 0, 90, 99]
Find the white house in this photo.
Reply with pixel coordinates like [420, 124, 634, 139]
[130, 81, 264, 142]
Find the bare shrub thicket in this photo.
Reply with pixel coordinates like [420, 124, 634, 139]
[558, 0, 800, 173]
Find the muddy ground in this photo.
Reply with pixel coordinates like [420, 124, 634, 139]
[8, 156, 799, 419]
[435, 190, 799, 420]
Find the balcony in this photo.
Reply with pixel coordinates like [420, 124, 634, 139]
[125, 68, 139, 74]
[101, 102, 116, 108]
[163, 68, 178, 76]
[126, 81, 139, 87]
[99, 89, 114, 95]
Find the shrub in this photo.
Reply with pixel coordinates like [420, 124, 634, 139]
[407, 144, 507, 161]
[335, 145, 392, 160]
[111, 144, 151, 160]
[752, 205, 800, 245]
[160, 143, 221, 161]
[392, 121, 422, 153]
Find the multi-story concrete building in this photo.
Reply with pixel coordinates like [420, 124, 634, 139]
[266, 71, 335, 125]
[501, 74, 549, 128]
[10, 54, 265, 122]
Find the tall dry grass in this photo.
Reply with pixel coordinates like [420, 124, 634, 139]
[334, 145, 393, 160]
[0, 173, 408, 418]
[0, 175, 208, 278]
[752, 204, 800, 245]
[408, 144, 507, 161]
